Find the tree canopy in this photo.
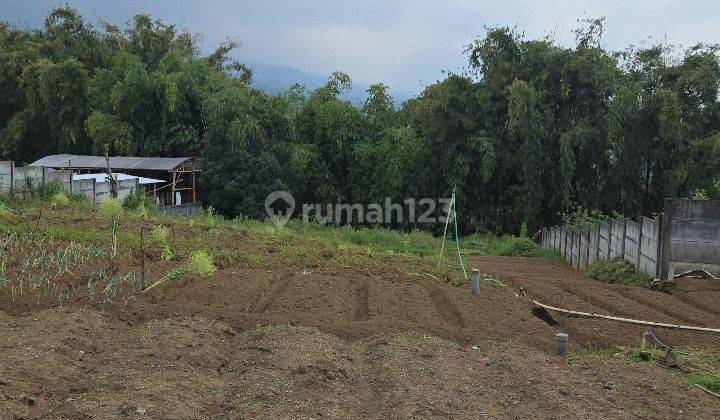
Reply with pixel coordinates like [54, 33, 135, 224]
[2, 9, 719, 233]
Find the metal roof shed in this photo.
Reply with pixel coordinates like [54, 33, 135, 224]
[29, 154, 200, 205]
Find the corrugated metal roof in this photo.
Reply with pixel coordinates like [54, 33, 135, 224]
[29, 154, 194, 171]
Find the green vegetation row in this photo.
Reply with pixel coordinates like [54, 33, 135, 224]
[3, 10, 719, 236]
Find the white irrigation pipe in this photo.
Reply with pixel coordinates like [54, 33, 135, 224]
[531, 299, 720, 334]
[695, 383, 720, 400]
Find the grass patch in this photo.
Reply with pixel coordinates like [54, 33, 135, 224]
[687, 372, 720, 393]
[463, 234, 559, 258]
[586, 258, 650, 286]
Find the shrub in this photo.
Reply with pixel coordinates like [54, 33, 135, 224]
[38, 180, 65, 201]
[496, 236, 547, 257]
[122, 187, 149, 211]
[586, 258, 649, 286]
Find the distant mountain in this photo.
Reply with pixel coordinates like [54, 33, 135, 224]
[248, 62, 412, 107]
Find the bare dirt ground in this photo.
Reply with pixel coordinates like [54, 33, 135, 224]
[472, 255, 720, 352]
[1, 254, 720, 418]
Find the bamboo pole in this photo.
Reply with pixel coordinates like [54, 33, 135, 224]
[438, 186, 456, 261]
[532, 299, 720, 334]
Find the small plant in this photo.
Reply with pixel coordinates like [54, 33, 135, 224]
[98, 197, 123, 219]
[0, 201, 10, 217]
[690, 188, 709, 200]
[150, 224, 173, 260]
[587, 258, 650, 286]
[206, 205, 223, 227]
[143, 250, 215, 292]
[187, 250, 216, 277]
[519, 222, 528, 238]
[49, 192, 70, 209]
[98, 198, 123, 258]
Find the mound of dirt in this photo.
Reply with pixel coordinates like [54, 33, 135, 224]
[0, 306, 717, 419]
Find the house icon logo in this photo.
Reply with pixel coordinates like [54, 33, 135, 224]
[264, 191, 296, 228]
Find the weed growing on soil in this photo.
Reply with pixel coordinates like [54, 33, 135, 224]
[587, 258, 650, 286]
[144, 250, 215, 291]
[687, 372, 720, 393]
[50, 193, 70, 209]
[85, 269, 144, 307]
[150, 225, 173, 260]
[622, 345, 720, 393]
[0, 201, 10, 217]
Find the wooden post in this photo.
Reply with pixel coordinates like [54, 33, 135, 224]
[171, 171, 177, 206]
[192, 171, 196, 203]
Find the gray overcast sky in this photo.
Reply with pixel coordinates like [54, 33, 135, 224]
[2, 0, 719, 93]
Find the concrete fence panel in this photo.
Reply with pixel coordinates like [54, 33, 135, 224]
[578, 230, 589, 270]
[72, 179, 96, 201]
[660, 199, 720, 279]
[588, 227, 599, 265]
[564, 228, 572, 264]
[0, 161, 12, 195]
[571, 230, 580, 269]
[639, 217, 659, 277]
[598, 221, 611, 260]
[609, 219, 625, 258]
[624, 220, 640, 269]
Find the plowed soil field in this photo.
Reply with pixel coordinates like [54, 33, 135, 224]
[2, 254, 720, 418]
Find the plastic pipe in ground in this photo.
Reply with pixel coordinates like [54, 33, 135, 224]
[471, 269, 480, 295]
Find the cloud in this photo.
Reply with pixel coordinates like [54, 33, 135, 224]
[3, 0, 720, 93]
